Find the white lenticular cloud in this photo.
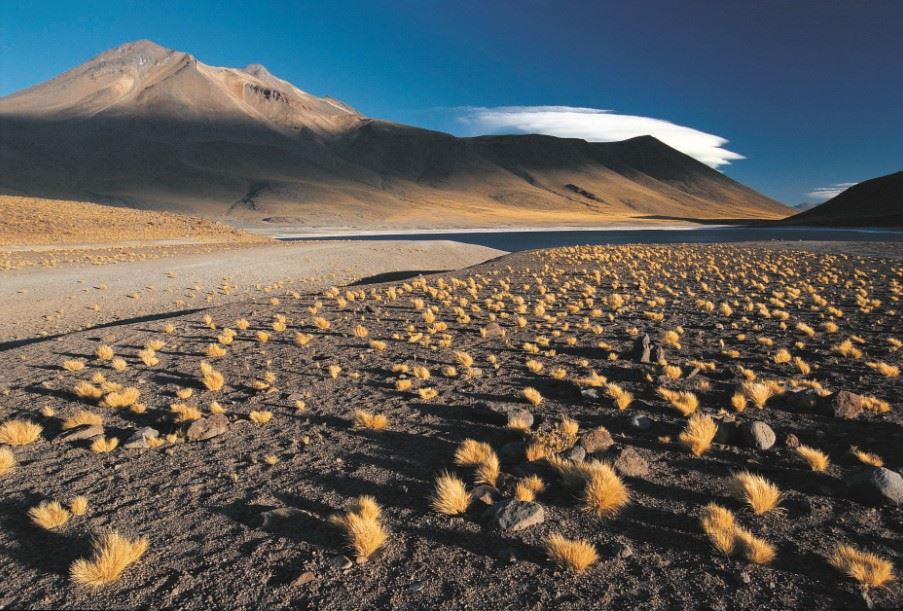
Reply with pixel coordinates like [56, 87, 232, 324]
[805, 182, 858, 201]
[456, 105, 745, 169]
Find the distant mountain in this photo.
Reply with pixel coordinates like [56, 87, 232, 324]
[792, 202, 820, 213]
[0, 40, 790, 228]
[787, 171, 903, 226]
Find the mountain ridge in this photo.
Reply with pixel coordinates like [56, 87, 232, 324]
[0, 39, 790, 228]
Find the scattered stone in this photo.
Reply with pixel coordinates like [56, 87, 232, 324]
[470, 484, 501, 506]
[613, 447, 650, 477]
[714, 416, 739, 445]
[785, 389, 820, 411]
[481, 322, 505, 338]
[292, 571, 316, 587]
[617, 543, 633, 559]
[738, 421, 776, 451]
[54, 424, 103, 443]
[784, 433, 800, 449]
[407, 581, 425, 592]
[580, 388, 600, 401]
[187, 413, 229, 441]
[485, 499, 545, 532]
[630, 414, 653, 431]
[579, 428, 614, 454]
[633, 334, 652, 363]
[566, 446, 586, 462]
[829, 390, 865, 420]
[506, 409, 533, 430]
[123, 426, 160, 449]
[328, 555, 353, 570]
[845, 467, 903, 505]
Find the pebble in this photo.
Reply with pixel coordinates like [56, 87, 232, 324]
[292, 571, 316, 587]
[829, 390, 865, 420]
[329, 555, 353, 570]
[630, 414, 653, 430]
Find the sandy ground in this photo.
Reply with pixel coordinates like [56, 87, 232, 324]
[0, 240, 504, 345]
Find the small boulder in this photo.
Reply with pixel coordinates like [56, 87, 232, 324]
[580, 388, 600, 401]
[123, 426, 160, 449]
[829, 391, 865, 420]
[292, 571, 316, 587]
[579, 428, 614, 454]
[54, 424, 104, 443]
[506, 409, 533, 430]
[738, 421, 775, 451]
[470, 484, 501, 506]
[785, 389, 820, 411]
[485, 499, 545, 532]
[630, 414, 653, 431]
[481, 322, 505, 338]
[633, 334, 652, 363]
[613, 447, 650, 477]
[499, 441, 526, 464]
[328, 555, 353, 570]
[714, 416, 739, 445]
[784, 433, 800, 449]
[187, 413, 229, 441]
[566, 446, 586, 462]
[846, 467, 903, 506]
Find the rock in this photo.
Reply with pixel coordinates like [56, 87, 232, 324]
[328, 555, 353, 570]
[481, 322, 505, 338]
[617, 543, 633, 559]
[261, 507, 306, 534]
[123, 426, 160, 449]
[630, 414, 653, 430]
[506, 409, 533, 430]
[186, 413, 229, 441]
[738, 421, 775, 450]
[565, 446, 586, 462]
[292, 571, 316, 587]
[785, 389, 820, 411]
[54, 424, 104, 443]
[468, 402, 508, 426]
[579, 428, 614, 454]
[829, 390, 865, 420]
[485, 500, 545, 532]
[613, 447, 650, 477]
[470, 484, 501, 506]
[784, 433, 800, 449]
[654, 346, 667, 364]
[633, 334, 652, 363]
[407, 581, 425, 592]
[845, 467, 903, 505]
[714, 416, 739, 444]
[580, 388, 600, 401]
[499, 441, 526, 464]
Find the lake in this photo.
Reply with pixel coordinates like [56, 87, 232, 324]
[283, 226, 903, 252]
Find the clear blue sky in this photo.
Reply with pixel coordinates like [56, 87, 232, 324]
[2, 0, 901, 204]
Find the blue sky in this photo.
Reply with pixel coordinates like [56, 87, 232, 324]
[1, 0, 901, 204]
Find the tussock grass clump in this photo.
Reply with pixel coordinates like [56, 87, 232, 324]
[559, 417, 580, 436]
[431, 472, 470, 515]
[63, 359, 86, 372]
[0, 420, 42, 446]
[200, 361, 225, 391]
[90, 437, 119, 453]
[455, 439, 494, 466]
[70, 531, 148, 588]
[605, 383, 634, 410]
[657, 388, 699, 416]
[522, 387, 543, 407]
[830, 544, 895, 589]
[329, 496, 388, 560]
[545, 533, 598, 573]
[796, 445, 830, 472]
[514, 475, 545, 502]
[249, 410, 273, 425]
[866, 361, 899, 378]
[699, 503, 775, 564]
[95, 345, 114, 361]
[63, 410, 103, 429]
[101, 387, 140, 409]
[0, 447, 15, 477]
[353, 410, 388, 431]
[678, 413, 718, 456]
[851, 448, 883, 467]
[582, 463, 630, 517]
[170, 403, 202, 423]
[29, 501, 71, 529]
[475, 453, 501, 486]
[74, 381, 104, 400]
[741, 381, 773, 408]
[734, 528, 776, 564]
[728, 471, 783, 514]
[70, 496, 89, 516]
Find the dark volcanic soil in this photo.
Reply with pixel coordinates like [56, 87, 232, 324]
[0, 243, 900, 610]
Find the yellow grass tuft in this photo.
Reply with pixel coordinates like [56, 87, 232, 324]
[663, 365, 682, 379]
[734, 527, 776, 564]
[741, 381, 773, 408]
[0, 447, 15, 477]
[170, 403, 202, 423]
[454, 439, 493, 466]
[730, 392, 747, 412]
[395, 379, 412, 391]
[70, 531, 148, 588]
[678, 413, 718, 456]
[525, 442, 549, 462]
[63, 359, 86, 372]
[866, 361, 899, 378]
[545, 533, 599, 573]
[796, 445, 830, 472]
[830, 544, 895, 589]
[29, 500, 71, 529]
[475, 453, 501, 487]
[206, 343, 227, 358]
[70, 496, 89, 516]
[111, 358, 128, 372]
[249, 410, 273, 425]
[514, 475, 546, 502]
[700, 503, 736, 555]
[74, 381, 104, 400]
[101, 387, 140, 409]
[657, 387, 699, 416]
[353, 410, 388, 430]
[559, 417, 579, 436]
[582, 463, 630, 517]
[605, 383, 634, 410]
[0, 420, 42, 446]
[852, 448, 884, 467]
[63, 410, 103, 430]
[95, 345, 114, 361]
[728, 471, 783, 515]
[418, 387, 438, 401]
[431, 472, 470, 515]
[200, 361, 225, 391]
[90, 437, 119, 453]
[329, 496, 388, 560]
[522, 387, 543, 407]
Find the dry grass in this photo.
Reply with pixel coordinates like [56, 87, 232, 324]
[866, 361, 899, 378]
[74, 381, 104, 400]
[70, 531, 149, 588]
[329, 496, 388, 560]
[830, 544, 895, 589]
[545, 533, 599, 573]
[28, 501, 71, 530]
[0, 447, 15, 477]
[70, 496, 89, 516]
[0, 420, 43, 446]
[431, 472, 470, 515]
[454, 439, 494, 466]
[657, 388, 699, 416]
[100, 387, 140, 408]
[90, 437, 119, 453]
[63, 410, 103, 430]
[249, 410, 273, 425]
[734, 528, 776, 564]
[741, 381, 773, 408]
[522, 387, 543, 407]
[199, 361, 225, 391]
[796, 445, 830, 471]
[728, 471, 783, 514]
[514, 475, 546, 502]
[852, 448, 884, 467]
[678, 413, 718, 456]
[700, 503, 736, 555]
[353, 410, 388, 431]
[582, 463, 630, 517]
